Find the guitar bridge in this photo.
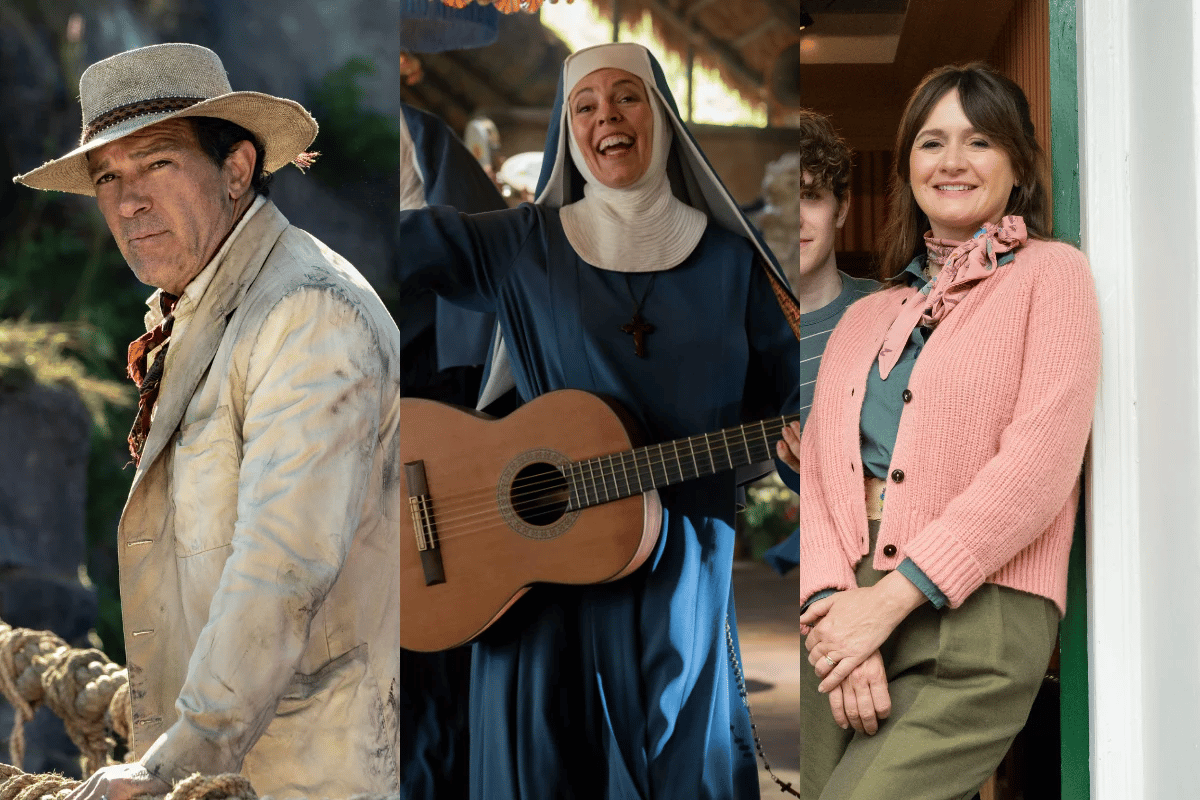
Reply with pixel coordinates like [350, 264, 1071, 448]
[405, 460, 445, 586]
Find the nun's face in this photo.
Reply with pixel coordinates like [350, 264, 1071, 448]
[569, 68, 654, 189]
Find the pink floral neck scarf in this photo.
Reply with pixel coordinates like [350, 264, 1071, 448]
[877, 215, 1028, 379]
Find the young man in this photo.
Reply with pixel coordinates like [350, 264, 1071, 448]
[13, 43, 400, 798]
[766, 111, 878, 575]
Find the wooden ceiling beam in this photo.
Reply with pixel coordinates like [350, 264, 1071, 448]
[408, 64, 478, 120]
[683, 0, 721, 18]
[638, 0, 765, 90]
[732, 17, 781, 49]
[439, 49, 526, 108]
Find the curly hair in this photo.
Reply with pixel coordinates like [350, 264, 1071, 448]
[878, 62, 1050, 281]
[792, 109, 853, 201]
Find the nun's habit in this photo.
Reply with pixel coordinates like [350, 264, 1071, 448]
[398, 43, 800, 800]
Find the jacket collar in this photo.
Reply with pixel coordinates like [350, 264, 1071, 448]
[129, 198, 289, 492]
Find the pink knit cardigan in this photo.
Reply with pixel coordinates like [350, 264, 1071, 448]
[799, 239, 1102, 615]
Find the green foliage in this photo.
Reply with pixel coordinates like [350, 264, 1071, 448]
[738, 473, 797, 561]
[0, 320, 132, 429]
[307, 58, 400, 185]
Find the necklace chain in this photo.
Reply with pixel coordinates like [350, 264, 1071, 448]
[726, 614, 801, 797]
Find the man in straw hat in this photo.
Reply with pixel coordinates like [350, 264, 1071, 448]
[14, 43, 400, 797]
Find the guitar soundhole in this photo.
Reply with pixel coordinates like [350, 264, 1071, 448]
[510, 462, 570, 526]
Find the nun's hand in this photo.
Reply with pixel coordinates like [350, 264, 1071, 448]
[776, 420, 802, 474]
[827, 650, 891, 735]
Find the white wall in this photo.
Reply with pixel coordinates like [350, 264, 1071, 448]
[1079, 0, 1200, 796]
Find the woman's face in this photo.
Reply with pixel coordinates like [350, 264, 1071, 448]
[908, 89, 1017, 241]
[569, 68, 654, 189]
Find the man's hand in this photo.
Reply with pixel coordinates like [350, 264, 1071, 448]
[64, 762, 171, 800]
[826, 650, 891, 735]
[776, 420, 801, 474]
[801, 571, 925, 693]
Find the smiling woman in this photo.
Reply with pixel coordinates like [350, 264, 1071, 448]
[908, 90, 1019, 247]
[397, 41, 801, 800]
[795, 63, 1101, 800]
[568, 69, 653, 189]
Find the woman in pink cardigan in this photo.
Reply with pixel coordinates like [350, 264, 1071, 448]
[780, 64, 1102, 799]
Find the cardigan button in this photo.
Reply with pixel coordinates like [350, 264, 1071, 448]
[882, 544, 897, 557]
[890, 468, 905, 483]
[902, 389, 913, 403]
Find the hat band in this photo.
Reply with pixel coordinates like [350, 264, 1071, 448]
[82, 96, 205, 145]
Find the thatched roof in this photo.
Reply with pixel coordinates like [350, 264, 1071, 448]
[577, 0, 803, 108]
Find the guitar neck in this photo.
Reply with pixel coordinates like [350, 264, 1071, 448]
[565, 413, 800, 511]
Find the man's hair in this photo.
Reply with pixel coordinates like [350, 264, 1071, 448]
[793, 110, 853, 203]
[189, 116, 272, 196]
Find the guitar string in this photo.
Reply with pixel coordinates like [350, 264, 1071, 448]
[402, 414, 798, 509]
[404, 415, 798, 515]
[419, 432, 779, 518]
[415, 445, 779, 542]
[409, 434, 786, 534]
[405, 417, 796, 524]
[409, 437, 785, 540]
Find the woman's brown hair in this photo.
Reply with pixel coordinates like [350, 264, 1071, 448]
[877, 63, 1050, 281]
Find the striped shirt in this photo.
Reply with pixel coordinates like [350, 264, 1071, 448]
[800, 272, 879, 426]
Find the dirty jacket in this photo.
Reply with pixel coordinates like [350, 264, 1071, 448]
[118, 200, 401, 795]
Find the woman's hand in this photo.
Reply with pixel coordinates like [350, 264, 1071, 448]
[827, 650, 891, 735]
[776, 420, 802, 474]
[801, 572, 925, 693]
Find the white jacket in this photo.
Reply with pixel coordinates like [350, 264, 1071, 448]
[118, 200, 400, 795]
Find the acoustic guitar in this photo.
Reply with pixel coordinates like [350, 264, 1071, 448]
[401, 389, 798, 652]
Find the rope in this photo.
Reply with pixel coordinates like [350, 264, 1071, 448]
[0, 622, 128, 776]
[0, 622, 66, 772]
[0, 621, 401, 800]
[0, 767, 400, 800]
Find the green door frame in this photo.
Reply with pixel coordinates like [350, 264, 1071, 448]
[1049, 1, 1089, 797]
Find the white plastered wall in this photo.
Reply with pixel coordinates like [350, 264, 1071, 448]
[1078, 0, 1200, 796]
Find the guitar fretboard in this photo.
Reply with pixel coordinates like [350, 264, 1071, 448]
[564, 414, 800, 511]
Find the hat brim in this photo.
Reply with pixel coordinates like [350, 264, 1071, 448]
[13, 91, 318, 196]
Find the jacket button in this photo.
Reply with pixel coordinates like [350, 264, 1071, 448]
[902, 389, 913, 403]
[890, 468, 905, 483]
[882, 544, 897, 557]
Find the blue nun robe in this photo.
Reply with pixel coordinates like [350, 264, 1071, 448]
[398, 44, 800, 800]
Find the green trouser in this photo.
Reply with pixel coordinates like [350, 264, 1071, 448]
[800, 520, 1059, 800]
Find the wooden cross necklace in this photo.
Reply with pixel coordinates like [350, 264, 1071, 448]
[620, 273, 658, 358]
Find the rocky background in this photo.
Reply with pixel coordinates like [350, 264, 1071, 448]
[0, 0, 399, 774]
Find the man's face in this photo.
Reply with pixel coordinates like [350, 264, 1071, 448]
[88, 119, 247, 295]
[796, 171, 848, 284]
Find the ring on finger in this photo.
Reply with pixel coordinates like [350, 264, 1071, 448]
[823, 654, 837, 667]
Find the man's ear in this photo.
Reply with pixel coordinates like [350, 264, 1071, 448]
[835, 196, 850, 229]
[224, 139, 257, 200]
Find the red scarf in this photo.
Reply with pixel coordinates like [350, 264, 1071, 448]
[126, 292, 180, 466]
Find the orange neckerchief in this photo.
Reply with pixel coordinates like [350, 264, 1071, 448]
[126, 291, 180, 466]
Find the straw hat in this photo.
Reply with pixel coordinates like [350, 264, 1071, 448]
[13, 42, 318, 196]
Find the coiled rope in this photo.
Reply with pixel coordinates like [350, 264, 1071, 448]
[0, 621, 399, 800]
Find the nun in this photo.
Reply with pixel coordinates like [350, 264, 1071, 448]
[398, 42, 801, 800]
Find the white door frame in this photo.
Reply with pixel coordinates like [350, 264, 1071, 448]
[1078, 0, 1200, 796]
